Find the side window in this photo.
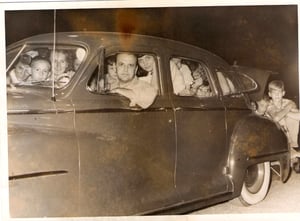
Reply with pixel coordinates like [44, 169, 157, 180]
[216, 71, 236, 95]
[88, 52, 159, 94]
[235, 73, 257, 92]
[6, 45, 86, 89]
[170, 56, 214, 98]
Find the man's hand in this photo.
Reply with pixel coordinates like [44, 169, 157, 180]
[111, 88, 136, 106]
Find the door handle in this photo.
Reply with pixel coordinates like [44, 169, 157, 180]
[174, 107, 182, 111]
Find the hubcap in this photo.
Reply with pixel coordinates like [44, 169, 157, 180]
[244, 164, 265, 193]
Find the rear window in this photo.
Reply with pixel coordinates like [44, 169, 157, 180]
[235, 73, 258, 92]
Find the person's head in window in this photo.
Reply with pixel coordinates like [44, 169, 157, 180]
[115, 53, 138, 83]
[106, 56, 117, 76]
[102, 56, 118, 90]
[9, 54, 31, 85]
[191, 70, 204, 89]
[15, 59, 30, 77]
[73, 48, 86, 71]
[50, 50, 72, 77]
[171, 57, 183, 69]
[138, 54, 155, 73]
[30, 57, 51, 82]
[50, 50, 75, 87]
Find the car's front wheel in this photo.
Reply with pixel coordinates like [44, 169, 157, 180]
[239, 162, 271, 205]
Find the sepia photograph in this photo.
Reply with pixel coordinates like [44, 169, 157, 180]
[0, 0, 299, 220]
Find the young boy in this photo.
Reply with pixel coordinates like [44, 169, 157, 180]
[29, 57, 51, 82]
[8, 54, 31, 85]
[265, 80, 300, 163]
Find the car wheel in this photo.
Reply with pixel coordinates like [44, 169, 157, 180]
[239, 162, 271, 206]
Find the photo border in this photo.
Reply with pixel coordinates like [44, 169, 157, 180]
[1, 1, 299, 221]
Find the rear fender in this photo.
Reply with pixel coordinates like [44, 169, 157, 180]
[227, 114, 290, 196]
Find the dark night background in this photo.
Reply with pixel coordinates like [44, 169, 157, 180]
[5, 5, 299, 103]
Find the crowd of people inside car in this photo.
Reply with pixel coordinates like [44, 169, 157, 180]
[9, 47, 213, 103]
[95, 53, 213, 98]
[87, 53, 214, 109]
[7, 47, 85, 88]
[170, 57, 213, 97]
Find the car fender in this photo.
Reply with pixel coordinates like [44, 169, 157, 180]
[227, 114, 290, 195]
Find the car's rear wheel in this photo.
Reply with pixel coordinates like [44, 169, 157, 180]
[239, 162, 271, 205]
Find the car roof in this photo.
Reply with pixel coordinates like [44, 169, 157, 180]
[8, 31, 218, 57]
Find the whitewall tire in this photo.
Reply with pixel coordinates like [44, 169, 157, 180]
[239, 162, 271, 205]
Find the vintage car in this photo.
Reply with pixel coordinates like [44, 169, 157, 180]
[6, 32, 290, 217]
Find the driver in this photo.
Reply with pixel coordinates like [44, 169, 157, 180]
[111, 52, 157, 109]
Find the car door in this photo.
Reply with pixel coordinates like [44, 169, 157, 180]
[167, 55, 230, 202]
[70, 50, 180, 216]
[214, 68, 253, 143]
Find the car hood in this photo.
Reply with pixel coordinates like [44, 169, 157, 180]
[231, 65, 277, 101]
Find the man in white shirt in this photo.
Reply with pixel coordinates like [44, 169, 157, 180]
[111, 53, 157, 109]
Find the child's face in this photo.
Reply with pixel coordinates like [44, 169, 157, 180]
[15, 62, 30, 79]
[31, 60, 50, 81]
[192, 78, 203, 88]
[107, 62, 116, 76]
[51, 52, 68, 75]
[268, 88, 285, 103]
[192, 69, 203, 87]
[192, 69, 202, 80]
